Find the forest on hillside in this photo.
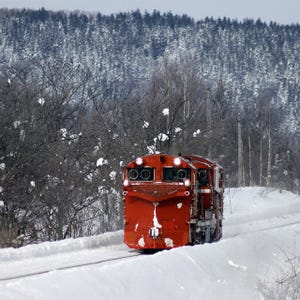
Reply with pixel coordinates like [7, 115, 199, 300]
[0, 8, 299, 247]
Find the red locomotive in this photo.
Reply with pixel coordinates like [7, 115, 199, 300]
[122, 154, 224, 250]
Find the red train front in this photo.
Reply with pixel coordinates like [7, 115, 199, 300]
[122, 154, 224, 250]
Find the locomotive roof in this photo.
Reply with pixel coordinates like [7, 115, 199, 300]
[127, 153, 222, 170]
[183, 155, 222, 169]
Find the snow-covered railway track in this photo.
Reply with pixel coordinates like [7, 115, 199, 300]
[224, 212, 300, 240]
[2, 216, 299, 282]
[0, 252, 141, 282]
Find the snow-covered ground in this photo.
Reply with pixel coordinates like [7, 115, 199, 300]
[0, 187, 300, 300]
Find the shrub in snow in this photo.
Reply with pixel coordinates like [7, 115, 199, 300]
[258, 253, 300, 300]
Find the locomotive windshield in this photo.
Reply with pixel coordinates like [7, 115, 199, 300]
[163, 167, 190, 182]
[127, 167, 154, 181]
[197, 169, 209, 186]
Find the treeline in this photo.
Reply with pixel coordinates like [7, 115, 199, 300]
[0, 8, 299, 109]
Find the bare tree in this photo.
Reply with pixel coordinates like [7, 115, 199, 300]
[0, 60, 109, 245]
[237, 113, 245, 186]
[266, 98, 273, 187]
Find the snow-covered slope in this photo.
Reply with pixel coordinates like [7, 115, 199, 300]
[0, 187, 300, 300]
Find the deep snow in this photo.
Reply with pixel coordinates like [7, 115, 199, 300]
[0, 187, 300, 300]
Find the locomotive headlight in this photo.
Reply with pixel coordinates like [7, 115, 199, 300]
[128, 169, 139, 180]
[140, 169, 151, 180]
[123, 179, 129, 187]
[135, 157, 143, 166]
[184, 178, 191, 187]
[174, 157, 181, 166]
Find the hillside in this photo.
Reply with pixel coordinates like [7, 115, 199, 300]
[0, 10, 299, 111]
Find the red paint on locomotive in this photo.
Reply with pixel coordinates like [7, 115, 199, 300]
[122, 154, 224, 250]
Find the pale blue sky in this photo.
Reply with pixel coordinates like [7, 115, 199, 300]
[0, 0, 299, 25]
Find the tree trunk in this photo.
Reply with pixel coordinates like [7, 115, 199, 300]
[266, 99, 272, 187]
[259, 134, 263, 186]
[248, 128, 253, 186]
[206, 88, 212, 158]
[237, 113, 244, 186]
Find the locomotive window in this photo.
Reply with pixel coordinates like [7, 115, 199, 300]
[163, 168, 190, 182]
[127, 167, 154, 181]
[198, 169, 208, 186]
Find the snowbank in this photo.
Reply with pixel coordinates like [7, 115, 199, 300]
[0, 230, 123, 262]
